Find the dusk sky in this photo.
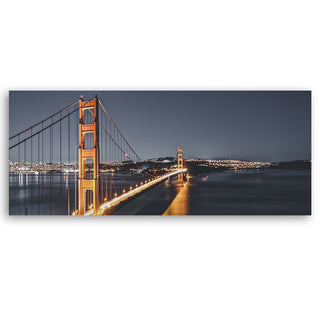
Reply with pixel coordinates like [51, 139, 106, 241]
[9, 91, 311, 162]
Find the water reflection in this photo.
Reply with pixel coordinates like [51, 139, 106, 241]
[18, 173, 23, 186]
[163, 182, 189, 215]
[9, 169, 311, 215]
[9, 172, 150, 215]
[164, 169, 311, 215]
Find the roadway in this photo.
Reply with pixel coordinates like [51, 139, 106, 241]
[111, 178, 185, 215]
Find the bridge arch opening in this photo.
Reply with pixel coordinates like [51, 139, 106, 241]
[85, 189, 93, 212]
[84, 158, 94, 180]
[83, 109, 94, 125]
[84, 132, 94, 149]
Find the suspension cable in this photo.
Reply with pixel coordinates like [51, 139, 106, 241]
[98, 98, 142, 161]
[9, 100, 79, 140]
[9, 106, 79, 150]
[86, 107, 135, 162]
[99, 121, 133, 161]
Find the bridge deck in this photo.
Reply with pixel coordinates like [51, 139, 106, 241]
[82, 169, 187, 215]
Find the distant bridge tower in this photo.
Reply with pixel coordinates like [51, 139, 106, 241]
[178, 148, 183, 182]
[78, 96, 100, 215]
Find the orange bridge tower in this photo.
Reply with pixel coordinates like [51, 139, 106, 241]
[178, 148, 184, 182]
[78, 96, 100, 215]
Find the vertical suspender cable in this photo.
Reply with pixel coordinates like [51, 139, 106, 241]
[18, 135, 20, 164]
[105, 110, 107, 201]
[68, 108, 70, 215]
[41, 122, 44, 215]
[110, 117, 112, 200]
[38, 132, 40, 215]
[30, 128, 33, 215]
[24, 141, 26, 215]
[60, 112, 62, 215]
[50, 118, 52, 215]
[74, 107, 77, 213]
[18, 135, 21, 214]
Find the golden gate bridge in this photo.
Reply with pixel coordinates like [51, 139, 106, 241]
[9, 95, 186, 215]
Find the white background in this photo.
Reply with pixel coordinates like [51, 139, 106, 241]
[0, 1, 319, 319]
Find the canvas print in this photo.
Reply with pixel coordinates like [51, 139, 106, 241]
[9, 91, 311, 215]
